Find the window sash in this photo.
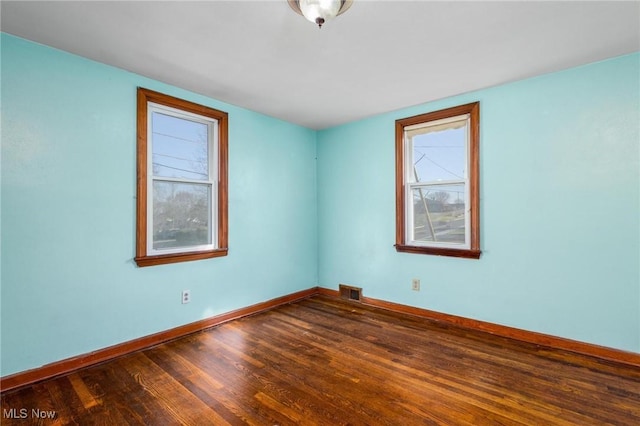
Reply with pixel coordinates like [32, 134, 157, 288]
[406, 182, 470, 249]
[404, 114, 470, 184]
[150, 180, 215, 254]
[404, 114, 471, 249]
[146, 103, 219, 256]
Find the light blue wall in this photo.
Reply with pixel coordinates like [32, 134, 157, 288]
[2, 34, 639, 378]
[317, 53, 640, 353]
[1, 34, 318, 376]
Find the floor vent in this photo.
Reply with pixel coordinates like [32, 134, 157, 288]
[339, 284, 362, 302]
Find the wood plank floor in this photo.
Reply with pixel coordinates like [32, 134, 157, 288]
[2, 295, 640, 425]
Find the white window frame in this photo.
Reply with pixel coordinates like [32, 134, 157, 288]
[146, 103, 219, 256]
[404, 114, 471, 250]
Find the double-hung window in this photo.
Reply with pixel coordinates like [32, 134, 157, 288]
[135, 88, 228, 267]
[395, 102, 480, 259]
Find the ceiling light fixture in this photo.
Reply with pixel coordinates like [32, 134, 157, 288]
[288, 0, 353, 28]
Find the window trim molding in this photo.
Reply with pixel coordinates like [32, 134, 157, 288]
[395, 102, 480, 259]
[135, 88, 228, 267]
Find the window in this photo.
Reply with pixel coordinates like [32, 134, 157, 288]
[395, 102, 480, 259]
[135, 88, 228, 267]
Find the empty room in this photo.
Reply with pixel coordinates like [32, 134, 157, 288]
[1, 0, 639, 424]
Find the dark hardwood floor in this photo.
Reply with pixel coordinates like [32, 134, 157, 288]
[2, 295, 640, 425]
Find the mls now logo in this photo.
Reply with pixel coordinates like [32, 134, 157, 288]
[3, 408, 56, 419]
[3, 409, 28, 419]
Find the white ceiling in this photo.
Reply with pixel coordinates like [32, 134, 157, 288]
[2, 1, 639, 129]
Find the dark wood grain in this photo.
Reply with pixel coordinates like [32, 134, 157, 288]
[2, 296, 639, 425]
[318, 287, 640, 368]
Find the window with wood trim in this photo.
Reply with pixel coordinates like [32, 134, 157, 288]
[395, 102, 480, 259]
[135, 88, 228, 267]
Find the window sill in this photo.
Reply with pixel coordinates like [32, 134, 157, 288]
[135, 248, 228, 267]
[395, 244, 481, 259]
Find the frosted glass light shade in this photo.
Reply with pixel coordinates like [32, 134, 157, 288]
[300, 0, 342, 25]
[288, 0, 353, 28]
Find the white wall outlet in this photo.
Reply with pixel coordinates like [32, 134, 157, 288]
[411, 278, 420, 291]
[181, 290, 191, 304]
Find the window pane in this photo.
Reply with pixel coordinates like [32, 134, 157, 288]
[152, 181, 211, 250]
[412, 184, 465, 244]
[412, 124, 466, 183]
[152, 112, 209, 180]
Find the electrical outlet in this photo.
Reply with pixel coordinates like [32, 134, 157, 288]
[181, 290, 191, 304]
[411, 278, 420, 291]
